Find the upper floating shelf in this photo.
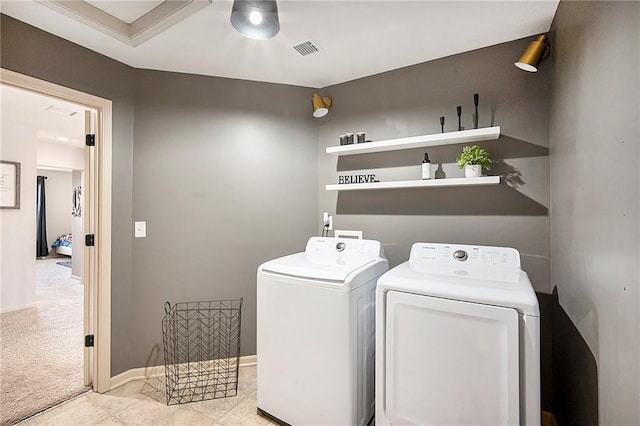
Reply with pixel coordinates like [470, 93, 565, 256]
[326, 126, 500, 156]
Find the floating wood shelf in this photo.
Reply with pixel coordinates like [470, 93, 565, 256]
[326, 126, 500, 156]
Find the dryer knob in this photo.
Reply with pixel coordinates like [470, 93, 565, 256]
[453, 250, 468, 261]
[336, 242, 346, 252]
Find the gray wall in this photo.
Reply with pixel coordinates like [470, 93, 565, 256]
[549, 1, 640, 424]
[130, 70, 318, 366]
[9, 13, 638, 421]
[1, 15, 319, 374]
[2, 14, 137, 375]
[319, 39, 552, 292]
[1, 13, 552, 375]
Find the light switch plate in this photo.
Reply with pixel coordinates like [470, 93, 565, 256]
[134, 221, 146, 238]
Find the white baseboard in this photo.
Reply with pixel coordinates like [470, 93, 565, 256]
[239, 354, 257, 367]
[110, 355, 257, 391]
[0, 303, 37, 314]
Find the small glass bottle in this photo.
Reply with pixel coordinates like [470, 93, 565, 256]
[422, 153, 432, 180]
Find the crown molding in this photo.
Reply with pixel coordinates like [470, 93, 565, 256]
[35, 0, 212, 47]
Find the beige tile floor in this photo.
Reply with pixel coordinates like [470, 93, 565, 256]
[19, 365, 277, 426]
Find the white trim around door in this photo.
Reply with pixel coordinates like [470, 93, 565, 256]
[0, 68, 113, 393]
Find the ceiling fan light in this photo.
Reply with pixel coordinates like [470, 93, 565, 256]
[249, 10, 262, 25]
[230, 0, 280, 40]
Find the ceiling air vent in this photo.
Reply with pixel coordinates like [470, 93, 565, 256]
[46, 105, 78, 116]
[293, 40, 320, 57]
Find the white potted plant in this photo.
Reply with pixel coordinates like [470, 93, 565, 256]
[456, 145, 491, 178]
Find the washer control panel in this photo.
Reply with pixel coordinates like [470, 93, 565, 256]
[410, 243, 521, 270]
[306, 237, 384, 261]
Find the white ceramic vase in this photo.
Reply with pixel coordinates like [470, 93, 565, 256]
[464, 164, 482, 178]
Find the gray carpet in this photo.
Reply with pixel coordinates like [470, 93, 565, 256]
[0, 257, 90, 425]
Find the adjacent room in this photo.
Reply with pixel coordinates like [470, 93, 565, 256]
[0, 1, 638, 425]
[0, 85, 90, 425]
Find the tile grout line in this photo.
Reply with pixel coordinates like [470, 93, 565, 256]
[87, 397, 127, 426]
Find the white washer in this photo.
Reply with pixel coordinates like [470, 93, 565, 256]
[257, 237, 388, 426]
[376, 243, 540, 426]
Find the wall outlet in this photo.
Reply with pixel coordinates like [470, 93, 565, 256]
[322, 212, 333, 231]
[134, 221, 146, 238]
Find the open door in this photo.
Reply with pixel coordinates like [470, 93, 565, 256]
[83, 109, 97, 387]
[2, 68, 112, 393]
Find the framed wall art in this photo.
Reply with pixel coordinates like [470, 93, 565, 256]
[72, 186, 81, 217]
[0, 160, 21, 209]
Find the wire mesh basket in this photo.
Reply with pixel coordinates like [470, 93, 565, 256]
[162, 299, 243, 405]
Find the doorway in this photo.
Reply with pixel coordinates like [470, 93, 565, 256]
[0, 69, 112, 397]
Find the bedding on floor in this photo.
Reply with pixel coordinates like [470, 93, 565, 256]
[51, 234, 72, 256]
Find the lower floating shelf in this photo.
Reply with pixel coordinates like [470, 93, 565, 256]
[325, 176, 500, 191]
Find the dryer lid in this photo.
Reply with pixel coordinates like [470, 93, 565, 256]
[260, 237, 385, 285]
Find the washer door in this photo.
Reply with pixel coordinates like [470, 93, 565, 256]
[385, 291, 520, 426]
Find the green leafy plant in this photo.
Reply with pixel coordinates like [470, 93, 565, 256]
[456, 145, 491, 170]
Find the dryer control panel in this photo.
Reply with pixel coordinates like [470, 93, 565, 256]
[410, 243, 521, 270]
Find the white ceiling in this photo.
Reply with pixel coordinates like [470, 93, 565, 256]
[0, 84, 87, 148]
[0, 1, 559, 143]
[0, 0, 560, 88]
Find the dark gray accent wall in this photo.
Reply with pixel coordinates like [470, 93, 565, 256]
[549, 1, 639, 424]
[1, 14, 318, 374]
[130, 70, 318, 366]
[319, 39, 552, 292]
[1, 14, 136, 375]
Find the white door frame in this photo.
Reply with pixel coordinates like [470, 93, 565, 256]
[84, 110, 96, 387]
[1, 68, 113, 393]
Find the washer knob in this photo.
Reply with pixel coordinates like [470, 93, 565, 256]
[336, 242, 346, 252]
[453, 250, 468, 261]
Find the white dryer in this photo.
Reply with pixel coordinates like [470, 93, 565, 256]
[376, 243, 540, 426]
[257, 237, 388, 426]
